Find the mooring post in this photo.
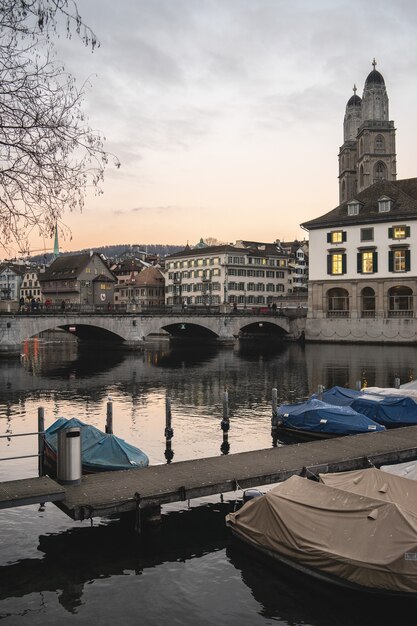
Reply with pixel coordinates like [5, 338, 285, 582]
[317, 384, 324, 400]
[394, 377, 401, 389]
[220, 390, 230, 454]
[355, 380, 362, 391]
[271, 388, 279, 447]
[106, 401, 113, 434]
[38, 406, 45, 477]
[164, 396, 174, 463]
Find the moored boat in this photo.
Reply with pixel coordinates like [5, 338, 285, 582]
[322, 386, 417, 428]
[226, 474, 417, 596]
[276, 397, 385, 440]
[43, 417, 149, 475]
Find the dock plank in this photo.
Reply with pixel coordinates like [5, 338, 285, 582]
[0, 476, 66, 510]
[59, 426, 417, 520]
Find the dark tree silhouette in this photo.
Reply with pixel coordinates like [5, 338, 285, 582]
[0, 1, 119, 251]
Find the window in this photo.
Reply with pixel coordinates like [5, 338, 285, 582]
[375, 135, 385, 152]
[360, 227, 374, 242]
[378, 197, 391, 213]
[389, 225, 410, 240]
[374, 161, 387, 183]
[327, 253, 346, 275]
[347, 202, 360, 216]
[357, 251, 377, 274]
[389, 249, 410, 272]
[327, 230, 346, 244]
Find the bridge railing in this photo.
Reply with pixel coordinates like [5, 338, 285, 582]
[1, 301, 307, 317]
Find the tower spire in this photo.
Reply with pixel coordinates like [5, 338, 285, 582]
[372, 57, 377, 70]
[53, 223, 59, 259]
[353, 84, 357, 96]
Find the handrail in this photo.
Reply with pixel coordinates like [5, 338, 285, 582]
[0, 408, 45, 476]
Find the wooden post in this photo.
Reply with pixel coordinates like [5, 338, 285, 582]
[317, 384, 324, 400]
[223, 390, 229, 422]
[271, 388, 278, 427]
[106, 401, 113, 434]
[221, 390, 230, 454]
[394, 377, 401, 389]
[164, 396, 174, 463]
[355, 380, 362, 391]
[38, 407, 45, 477]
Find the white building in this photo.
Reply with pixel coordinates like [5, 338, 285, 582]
[301, 61, 417, 343]
[164, 241, 290, 308]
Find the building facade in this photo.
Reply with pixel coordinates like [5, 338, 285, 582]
[39, 253, 116, 308]
[164, 242, 290, 308]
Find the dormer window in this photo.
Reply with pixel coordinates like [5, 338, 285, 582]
[378, 196, 392, 213]
[347, 201, 360, 216]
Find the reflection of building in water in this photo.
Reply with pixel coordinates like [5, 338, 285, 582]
[304, 343, 415, 391]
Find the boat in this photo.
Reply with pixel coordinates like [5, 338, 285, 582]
[321, 386, 417, 428]
[226, 474, 417, 596]
[319, 467, 417, 514]
[276, 397, 385, 440]
[43, 417, 149, 475]
[380, 460, 417, 480]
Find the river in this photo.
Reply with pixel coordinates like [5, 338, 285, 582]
[0, 335, 416, 625]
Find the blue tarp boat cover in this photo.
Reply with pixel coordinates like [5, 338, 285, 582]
[45, 417, 149, 471]
[322, 386, 417, 428]
[277, 398, 385, 435]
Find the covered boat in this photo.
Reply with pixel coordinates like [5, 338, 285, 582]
[322, 386, 417, 428]
[381, 461, 417, 480]
[319, 467, 417, 514]
[276, 397, 385, 439]
[226, 475, 417, 596]
[44, 417, 149, 474]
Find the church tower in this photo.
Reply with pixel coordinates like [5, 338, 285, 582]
[338, 85, 362, 204]
[338, 60, 397, 203]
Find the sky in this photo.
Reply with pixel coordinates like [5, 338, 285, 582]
[26, 0, 417, 253]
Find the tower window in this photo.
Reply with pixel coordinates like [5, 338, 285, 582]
[375, 135, 385, 152]
[374, 161, 387, 183]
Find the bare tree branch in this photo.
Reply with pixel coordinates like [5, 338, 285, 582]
[0, 1, 119, 252]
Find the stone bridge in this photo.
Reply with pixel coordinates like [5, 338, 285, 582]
[0, 311, 306, 356]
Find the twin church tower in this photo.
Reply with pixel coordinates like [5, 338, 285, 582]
[338, 59, 397, 204]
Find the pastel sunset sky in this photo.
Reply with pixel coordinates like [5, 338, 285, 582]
[26, 0, 417, 254]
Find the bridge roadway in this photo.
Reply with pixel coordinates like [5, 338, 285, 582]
[2, 426, 417, 522]
[0, 309, 306, 355]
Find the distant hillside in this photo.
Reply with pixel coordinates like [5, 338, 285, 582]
[30, 243, 185, 263]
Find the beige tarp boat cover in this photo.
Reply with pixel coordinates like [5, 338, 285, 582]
[364, 386, 417, 400]
[226, 474, 417, 594]
[320, 467, 417, 515]
[381, 461, 417, 480]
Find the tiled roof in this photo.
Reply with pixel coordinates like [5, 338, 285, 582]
[135, 266, 164, 286]
[301, 178, 417, 230]
[39, 253, 92, 280]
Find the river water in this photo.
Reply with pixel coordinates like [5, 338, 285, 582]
[0, 336, 416, 625]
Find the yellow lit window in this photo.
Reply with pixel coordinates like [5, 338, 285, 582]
[362, 252, 373, 273]
[332, 254, 343, 275]
[331, 231, 343, 243]
[393, 226, 406, 239]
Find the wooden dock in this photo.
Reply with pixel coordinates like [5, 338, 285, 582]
[0, 476, 65, 510]
[58, 425, 417, 520]
[2, 426, 417, 520]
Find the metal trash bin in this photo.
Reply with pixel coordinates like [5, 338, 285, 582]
[57, 427, 82, 485]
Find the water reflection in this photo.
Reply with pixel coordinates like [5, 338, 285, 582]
[0, 502, 232, 615]
[227, 541, 417, 626]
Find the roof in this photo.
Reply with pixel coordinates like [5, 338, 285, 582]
[347, 94, 361, 107]
[93, 273, 116, 283]
[135, 266, 164, 286]
[365, 69, 385, 87]
[39, 253, 116, 281]
[301, 178, 417, 230]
